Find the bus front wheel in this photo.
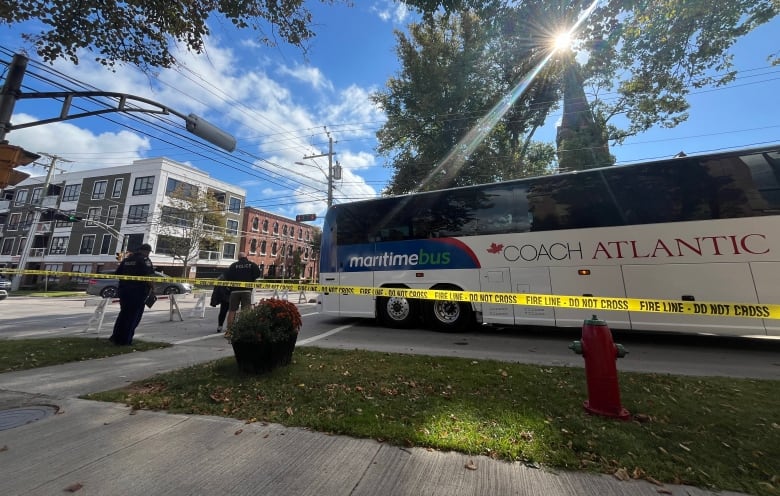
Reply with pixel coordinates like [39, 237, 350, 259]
[428, 299, 473, 332]
[378, 296, 415, 328]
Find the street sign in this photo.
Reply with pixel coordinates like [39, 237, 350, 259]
[296, 214, 317, 222]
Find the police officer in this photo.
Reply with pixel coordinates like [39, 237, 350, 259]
[224, 251, 261, 329]
[109, 243, 155, 345]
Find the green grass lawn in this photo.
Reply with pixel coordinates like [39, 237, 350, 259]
[85, 346, 780, 496]
[0, 337, 172, 372]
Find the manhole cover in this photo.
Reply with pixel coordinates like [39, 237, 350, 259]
[0, 406, 59, 431]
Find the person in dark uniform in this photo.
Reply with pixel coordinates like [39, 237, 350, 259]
[224, 251, 261, 329]
[109, 243, 155, 345]
[210, 274, 231, 333]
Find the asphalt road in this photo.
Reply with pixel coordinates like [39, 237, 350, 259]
[1, 294, 779, 379]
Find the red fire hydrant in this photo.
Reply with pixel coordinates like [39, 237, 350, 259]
[569, 315, 630, 420]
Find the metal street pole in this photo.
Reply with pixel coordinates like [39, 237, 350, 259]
[11, 155, 58, 291]
[1, 53, 237, 151]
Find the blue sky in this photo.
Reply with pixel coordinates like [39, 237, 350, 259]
[1, 1, 778, 222]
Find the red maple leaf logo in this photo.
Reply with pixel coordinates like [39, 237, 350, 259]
[487, 242, 503, 254]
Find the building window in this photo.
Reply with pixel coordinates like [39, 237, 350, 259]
[92, 180, 107, 200]
[43, 263, 63, 283]
[306, 230, 310, 241]
[262, 219, 268, 232]
[132, 176, 155, 195]
[62, 184, 80, 202]
[283, 225, 288, 237]
[273, 222, 279, 235]
[271, 242, 278, 256]
[50, 236, 69, 255]
[251, 217, 259, 231]
[298, 227, 303, 240]
[166, 178, 198, 198]
[127, 205, 150, 224]
[22, 211, 33, 229]
[8, 213, 20, 230]
[30, 187, 43, 205]
[304, 248, 309, 259]
[228, 197, 241, 213]
[86, 207, 101, 226]
[71, 263, 92, 283]
[222, 243, 236, 259]
[258, 264, 265, 277]
[249, 238, 257, 253]
[100, 234, 113, 255]
[16, 237, 27, 256]
[260, 240, 267, 255]
[1, 238, 14, 255]
[112, 178, 124, 198]
[14, 189, 28, 206]
[226, 219, 238, 236]
[80, 235, 96, 254]
[107, 205, 118, 226]
[125, 233, 145, 251]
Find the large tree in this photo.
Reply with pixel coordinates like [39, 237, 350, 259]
[403, 0, 778, 144]
[155, 184, 232, 278]
[373, 10, 560, 194]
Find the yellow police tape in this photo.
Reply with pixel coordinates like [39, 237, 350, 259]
[2, 268, 778, 320]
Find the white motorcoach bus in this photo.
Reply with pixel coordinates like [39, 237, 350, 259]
[319, 145, 780, 336]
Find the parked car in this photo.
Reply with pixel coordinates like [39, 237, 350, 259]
[0, 275, 11, 292]
[86, 271, 192, 298]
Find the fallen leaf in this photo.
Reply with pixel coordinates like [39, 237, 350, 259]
[646, 476, 664, 486]
[286, 407, 294, 416]
[63, 482, 83, 492]
[657, 489, 672, 494]
[0, 445, 8, 452]
[465, 460, 477, 470]
[613, 468, 630, 481]
[678, 443, 691, 452]
[234, 429, 243, 435]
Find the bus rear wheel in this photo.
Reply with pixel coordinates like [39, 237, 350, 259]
[428, 299, 473, 332]
[378, 296, 415, 328]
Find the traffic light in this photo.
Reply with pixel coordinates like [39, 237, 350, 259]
[50, 210, 83, 222]
[295, 213, 317, 222]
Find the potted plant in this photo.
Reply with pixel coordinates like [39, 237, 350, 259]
[225, 298, 302, 373]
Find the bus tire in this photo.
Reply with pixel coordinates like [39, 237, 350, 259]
[378, 296, 416, 328]
[428, 299, 473, 333]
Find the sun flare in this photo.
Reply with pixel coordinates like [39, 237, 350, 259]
[553, 31, 573, 51]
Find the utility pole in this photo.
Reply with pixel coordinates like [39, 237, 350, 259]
[10, 154, 71, 291]
[299, 127, 340, 207]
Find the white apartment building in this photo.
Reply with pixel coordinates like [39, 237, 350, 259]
[0, 157, 246, 288]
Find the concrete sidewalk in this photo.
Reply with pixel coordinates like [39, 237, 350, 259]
[0, 333, 749, 495]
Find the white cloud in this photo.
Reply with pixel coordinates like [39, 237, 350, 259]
[9, 113, 151, 175]
[374, 1, 411, 24]
[278, 64, 334, 92]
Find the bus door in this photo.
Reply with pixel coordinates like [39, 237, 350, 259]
[622, 263, 765, 336]
[550, 266, 630, 328]
[510, 267, 556, 326]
